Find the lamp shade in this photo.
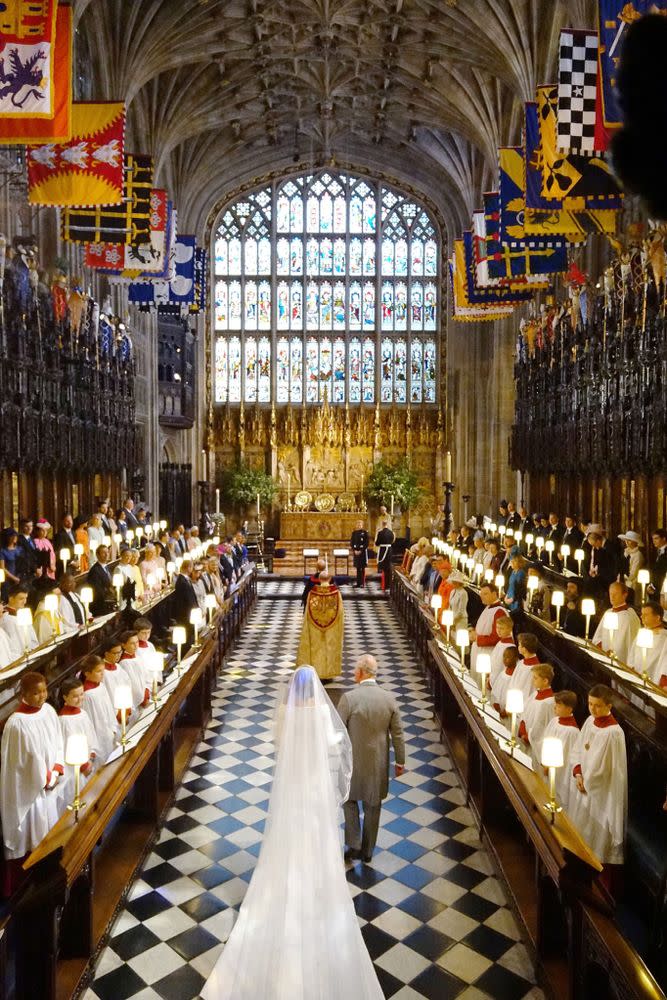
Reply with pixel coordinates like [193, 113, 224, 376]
[474, 563, 483, 579]
[152, 521, 160, 534]
[59, 547, 71, 563]
[148, 650, 165, 674]
[43, 593, 58, 614]
[484, 568, 494, 583]
[212, 535, 220, 546]
[166, 561, 176, 577]
[514, 530, 523, 541]
[498, 525, 506, 536]
[551, 590, 565, 608]
[146, 573, 156, 590]
[190, 608, 203, 627]
[136, 527, 144, 539]
[602, 610, 619, 632]
[636, 627, 654, 650]
[175, 556, 183, 570]
[441, 609, 454, 627]
[560, 544, 570, 559]
[431, 594, 443, 611]
[506, 528, 514, 537]
[505, 688, 524, 714]
[102, 534, 111, 547]
[541, 736, 564, 769]
[476, 653, 491, 677]
[73, 543, 84, 557]
[494, 573, 504, 590]
[638, 568, 650, 586]
[126, 529, 135, 542]
[204, 593, 217, 610]
[574, 548, 585, 562]
[545, 540, 554, 553]
[527, 576, 539, 593]
[113, 684, 133, 712]
[16, 607, 32, 628]
[489, 523, 497, 533]
[79, 586, 93, 607]
[89, 539, 99, 554]
[466, 557, 474, 573]
[455, 628, 469, 649]
[65, 732, 89, 767]
[112, 571, 124, 589]
[159, 519, 167, 530]
[0, 568, 5, 584]
[525, 533, 534, 546]
[581, 598, 596, 618]
[172, 625, 186, 646]
[535, 536, 545, 550]
[113, 533, 122, 545]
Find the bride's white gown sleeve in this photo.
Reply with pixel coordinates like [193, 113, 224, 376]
[202, 665, 385, 999]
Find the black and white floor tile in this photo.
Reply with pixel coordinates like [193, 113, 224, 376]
[84, 584, 545, 1000]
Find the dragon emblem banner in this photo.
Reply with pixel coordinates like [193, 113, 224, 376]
[0, 3, 71, 143]
[27, 102, 125, 205]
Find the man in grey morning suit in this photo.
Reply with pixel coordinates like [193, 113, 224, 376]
[337, 654, 405, 863]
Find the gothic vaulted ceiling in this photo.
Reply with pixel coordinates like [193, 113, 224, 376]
[77, 0, 596, 238]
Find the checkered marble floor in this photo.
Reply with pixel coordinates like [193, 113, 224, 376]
[84, 585, 545, 1000]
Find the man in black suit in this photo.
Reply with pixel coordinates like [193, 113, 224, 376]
[122, 497, 139, 529]
[53, 513, 78, 577]
[16, 517, 41, 582]
[173, 560, 199, 635]
[218, 543, 236, 585]
[586, 527, 618, 599]
[350, 520, 369, 588]
[497, 501, 509, 527]
[559, 514, 585, 572]
[505, 502, 521, 532]
[650, 529, 667, 597]
[87, 544, 116, 615]
[97, 500, 113, 537]
[562, 581, 586, 638]
[517, 506, 534, 533]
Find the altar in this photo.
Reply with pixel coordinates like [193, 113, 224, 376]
[279, 511, 368, 541]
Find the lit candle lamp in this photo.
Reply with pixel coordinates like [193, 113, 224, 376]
[455, 627, 469, 675]
[146, 572, 156, 594]
[190, 607, 203, 646]
[113, 684, 132, 752]
[16, 607, 32, 655]
[551, 590, 564, 629]
[498, 525, 506, 540]
[635, 627, 654, 685]
[535, 536, 545, 556]
[484, 568, 494, 584]
[527, 575, 539, 603]
[476, 653, 491, 711]
[65, 732, 89, 820]
[126, 529, 135, 545]
[545, 539, 555, 565]
[148, 651, 165, 709]
[574, 548, 585, 576]
[204, 592, 217, 625]
[473, 563, 483, 584]
[73, 542, 84, 563]
[430, 594, 443, 630]
[560, 543, 570, 567]
[525, 532, 534, 548]
[581, 598, 596, 641]
[172, 625, 186, 669]
[514, 530, 523, 543]
[602, 609, 618, 657]
[59, 547, 71, 572]
[79, 586, 93, 627]
[541, 736, 564, 823]
[44, 592, 60, 638]
[494, 573, 504, 598]
[637, 568, 650, 603]
[166, 561, 176, 583]
[112, 571, 124, 607]
[102, 534, 111, 548]
[152, 521, 160, 535]
[505, 688, 524, 757]
[465, 557, 474, 577]
[135, 527, 144, 543]
[441, 608, 454, 644]
[159, 519, 167, 531]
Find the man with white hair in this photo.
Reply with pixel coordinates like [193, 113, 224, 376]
[337, 655, 405, 864]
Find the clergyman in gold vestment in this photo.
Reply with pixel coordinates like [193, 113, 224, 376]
[296, 575, 344, 680]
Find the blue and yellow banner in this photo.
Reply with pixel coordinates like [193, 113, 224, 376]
[598, 1, 667, 128]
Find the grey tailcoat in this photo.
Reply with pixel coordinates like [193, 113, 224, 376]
[337, 681, 405, 804]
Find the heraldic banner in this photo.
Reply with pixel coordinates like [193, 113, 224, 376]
[27, 102, 125, 206]
[0, 3, 72, 143]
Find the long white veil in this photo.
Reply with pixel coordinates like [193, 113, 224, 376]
[202, 665, 384, 1000]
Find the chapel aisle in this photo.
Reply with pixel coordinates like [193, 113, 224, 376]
[85, 581, 545, 1000]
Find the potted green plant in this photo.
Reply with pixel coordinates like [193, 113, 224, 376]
[365, 459, 423, 533]
[219, 462, 277, 516]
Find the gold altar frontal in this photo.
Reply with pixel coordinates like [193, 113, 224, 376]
[280, 511, 368, 541]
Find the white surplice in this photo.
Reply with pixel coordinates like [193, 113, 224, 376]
[82, 682, 119, 762]
[541, 715, 580, 814]
[628, 627, 667, 683]
[471, 603, 508, 672]
[58, 708, 100, 782]
[520, 690, 554, 768]
[0, 703, 65, 858]
[591, 605, 640, 664]
[119, 653, 152, 708]
[569, 716, 627, 864]
[0, 612, 38, 661]
[489, 638, 516, 687]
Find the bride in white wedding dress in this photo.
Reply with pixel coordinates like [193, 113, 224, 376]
[201, 664, 384, 999]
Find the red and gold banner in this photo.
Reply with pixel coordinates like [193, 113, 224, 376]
[27, 101, 125, 205]
[0, 4, 71, 143]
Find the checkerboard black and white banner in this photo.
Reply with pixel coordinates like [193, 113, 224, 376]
[557, 28, 598, 155]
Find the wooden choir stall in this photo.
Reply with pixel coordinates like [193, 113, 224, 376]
[391, 570, 667, 1000]
[0, 570, 257, 1000]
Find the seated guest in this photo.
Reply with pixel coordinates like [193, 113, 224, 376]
[140, 543, 164, 590]
[33, 582, 65, 643]
[173, 559, 199, 631]
[1, 583, 38, 659]
[468, 582, 508, 671]
[570, 685, 628, 867]
[87, 544, 116, 615]
[436, 560, 454, 608]
[504, 552, 526, 614]
[80, 655, 119, 761]
[562, 514, 584, 552]
[592, 581, 640, 662]
[156, 530, 171, 562]
[33, 519, 56, 579]
[118, 631, 151, 709]
[518, 663, 555, 768]
[489, 615, 516, 687]
[0, 673, 65, 872]
[53, 514, 77, 575]
[491, 644, 522, 714]
[517, 505, 533, 533]
[505, 501, 521, 531]
[483, 538, 502, 574]
[619, 530, 645, 593]
[57, 572, 87, 630]
[447, 570, 469, 631]
[649, 528, 667, 598]
[16, 517, 41, 582]
[541, 690, 579, 813]
[219, 543, 238, 586]
[73, 516, 91, 573]
[117, 547, 137, 603]
[409, 540, 430, 585]
[546, 512, 565, 546]
[191, 561, 207, 612]
[562, 581, 586, 637]
[586, 525, 618, 597]
[206, 555, 227, 608]
[629, 601, 667, 685]
[115, 507, 128, 541]
[58, 677, 98, 781]
[86, 514, 105, 565]
[471, 533, 486, 567]
[100, 638, 134, 709]
[0, 528, 21, 592]
[127, 549, 145, 601]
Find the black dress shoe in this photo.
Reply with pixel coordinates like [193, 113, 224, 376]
[362, 851, 373, 863]
[344, 848, 361, 863]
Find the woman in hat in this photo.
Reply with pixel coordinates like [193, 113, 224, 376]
[619, 530, 645, 594]
[33, 519, 56, 578]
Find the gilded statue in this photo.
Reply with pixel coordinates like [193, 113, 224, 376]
[270, 403, 277, 450]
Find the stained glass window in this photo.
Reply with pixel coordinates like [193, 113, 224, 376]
[213, 171, 439, 405]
